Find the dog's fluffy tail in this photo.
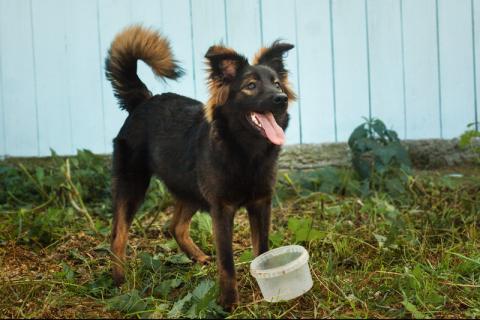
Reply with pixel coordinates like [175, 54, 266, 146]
[105, 25, 184, 112]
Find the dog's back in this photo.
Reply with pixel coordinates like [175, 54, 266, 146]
[106, 26, 209, 206]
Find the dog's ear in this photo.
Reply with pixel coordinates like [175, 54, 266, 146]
[253, 41, 296, 102]
[253, 41, 294, 78]
[205, 45, 248, 82]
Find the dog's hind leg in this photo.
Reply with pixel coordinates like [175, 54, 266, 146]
[110, 173, 150, 286]
[169, 201, 211, 264]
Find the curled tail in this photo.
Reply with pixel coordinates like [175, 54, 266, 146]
[105, 25, 184, 112]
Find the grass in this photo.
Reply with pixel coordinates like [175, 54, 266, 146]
[1, 150, 479, 318]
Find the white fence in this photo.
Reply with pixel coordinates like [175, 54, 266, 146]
[0, 0, 478, 156]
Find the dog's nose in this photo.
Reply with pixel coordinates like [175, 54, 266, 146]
[273, 94, 288, 105]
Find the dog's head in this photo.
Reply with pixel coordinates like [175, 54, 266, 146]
[204, 42, 296, 146]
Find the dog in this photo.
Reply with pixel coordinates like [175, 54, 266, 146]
[105, 25, 295, 310]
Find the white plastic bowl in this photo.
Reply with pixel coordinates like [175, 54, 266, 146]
[250, 245, 313, 302]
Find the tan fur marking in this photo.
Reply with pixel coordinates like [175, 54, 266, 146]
[111, 202, 129, 282]
[252, 47, 268, 65]
[204, 84, 230, 122]
[204, 45, 241, 122]
[170, 202, 210, 263]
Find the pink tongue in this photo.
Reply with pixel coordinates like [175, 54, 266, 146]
[253, 112, 285, 145]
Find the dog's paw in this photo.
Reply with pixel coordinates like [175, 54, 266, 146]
[194, 255, 212, 265]
[219, 289, 239, 312]
[112, 270, 126, 287]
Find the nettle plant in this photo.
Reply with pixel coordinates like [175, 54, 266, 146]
[348, 118, 412, 196]
[459, 122, 480, 163]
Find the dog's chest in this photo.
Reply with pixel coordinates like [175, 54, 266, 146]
[219, 160, 276, 204]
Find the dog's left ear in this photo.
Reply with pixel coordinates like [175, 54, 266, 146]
[205, 45, 248, 83]
[253, 41, 294, 78]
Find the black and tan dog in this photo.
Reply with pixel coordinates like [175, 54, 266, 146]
[105, 25, 295, 310]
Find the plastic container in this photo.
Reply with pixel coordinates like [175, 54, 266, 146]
[250, 245, 313, 302]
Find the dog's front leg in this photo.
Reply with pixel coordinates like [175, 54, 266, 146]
[247, 197, 271, 256]
[211, 203, 239, 311]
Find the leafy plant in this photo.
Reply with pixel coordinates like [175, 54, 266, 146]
[190, 212, 213, 252]
[459, 122, 480, 163]
[107, 289, 156, 317]
[348, 118, 412, 196]
[287, 217, 324, 243]
[167, 280, 226, 319]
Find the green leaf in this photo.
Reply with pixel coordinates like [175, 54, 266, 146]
[168, 280, 225, 319]
[348, 124, 368, 149]
[107, 290, 153, 316]
[269, 231, 284, 248]
[402, 299, 427, 319]
[166, 253, 192, 264]
[55, 262, 75, 282]
[139, 252, 163, 272]
[159, 239, 178, 252]
[239, 250, 254, 263]
[35, 167, 45, 184]
[154, 278, 183, 297]
[192, 212, 212, 234]
[373, 233, 386, 248]
[371, 119, 387, 138]
[168, 292, 193, 318]
[288, 217, 324, 243]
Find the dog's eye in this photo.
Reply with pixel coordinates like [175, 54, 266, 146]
[274, 81, 281, 89]
[246, 82, 256, 90]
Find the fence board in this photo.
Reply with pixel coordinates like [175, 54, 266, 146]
[66, 0, 106, 154]
[438, 0, 475, 138]
[261, 0, 301, 144]
[131, 0, 166, 97]
[160, 0, 196, 98]
[225, 0, 262, 58]
[97, 0, 132, 153]
[368, 0, 406, 138]
[191, 0, 226, 103]
[296, 0, 336, 143]
[474, 0, 480, 129]
[0, 0, 39, 156]
[0, 3, 4, 157]
[332, 0, 370, 141]
[403, 0, 441, 139]
[32, 0, 73, 155]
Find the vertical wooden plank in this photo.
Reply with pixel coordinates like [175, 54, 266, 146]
[296, 0, 335, 143]
[31, 0, 73, 155]
[225, 0, 262, 58]
[332, 0, 370, 142]
[403, 0, 441, 139]
[160, 0, 196, 98]
[98, 0, 132, 153]
[191, 0, 226, 103]
[131, 0, 165, 96]
[473, 0, 480, 130]
[367, 0, 406, 137]
[437, 0, 475, 138]
[0, 4, 5, 157]
[261, 0, 301, 144]
[65, 0, 106, 154]
[0, 0, 39, 156]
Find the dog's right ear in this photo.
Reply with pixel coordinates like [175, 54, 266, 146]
[252, 41, 294, 78]
[205, 45, 248, 83]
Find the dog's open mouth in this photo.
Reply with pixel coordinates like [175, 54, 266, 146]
[247, 112, 285, 145]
